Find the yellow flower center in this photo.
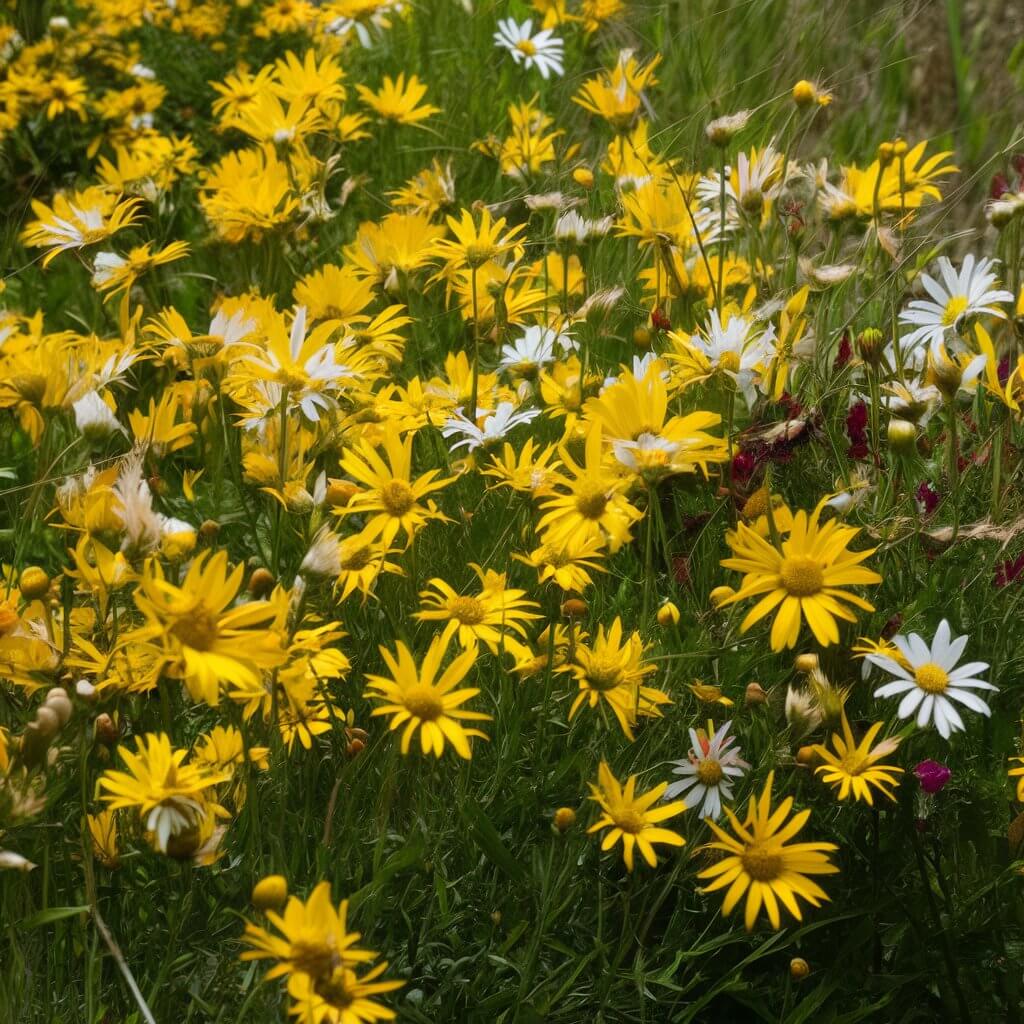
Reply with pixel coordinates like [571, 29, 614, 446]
[612, 808, 646, 834]
[741, 841, 783, 882]
[275, 367, 309, 391]
[340, 544, 372, 571]
[541, 545, 570, 568]
[585, 653, 623, 691]
[696, 759, 723, 786]
[941, 295, 969, 327]
[516, 39, 538, 57]
[289, 938, 337, 981]
[914, 661, 949, 694]
[450, 595, 486, 625]
[379, 479, 416, 516]
[718, 350, 741, 373]
[315, 968, 356, 1008]
[465, 243, 496, 268]
[403, 684, 445, 721]
[741, 488, 769, 519]
[171, 604, 220, 651]
[575, 485, 609, 520]
[839, 752, 869, 776]
[779, 555, 824, 597]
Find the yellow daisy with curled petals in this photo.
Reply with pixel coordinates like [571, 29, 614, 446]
[812, 714, 903, 805]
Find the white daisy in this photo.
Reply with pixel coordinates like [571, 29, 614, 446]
[498, 325, 574, 377]
[869, 619, 996, 739]
[493, 18, 564, 79]
[663, 720, 749, 820]
[898, 255, 1013, 358]
[691, 310, 777, 407]
[442, 401, 541, 453]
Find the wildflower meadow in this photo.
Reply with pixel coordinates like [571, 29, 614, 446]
[3, 0, 1024, 1020]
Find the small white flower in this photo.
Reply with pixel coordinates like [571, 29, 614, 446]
[441, 401, 541, 453]
[663, 721, 749, 820]
[498, 325, 573, 376]
[869, 619, 996, 739]
[899, 255, 1013, 358]
[611, 432, 679, 471]
[73, 390, 125, 442]
[493, 18, 564, 79]
[691, 310, 777, 407]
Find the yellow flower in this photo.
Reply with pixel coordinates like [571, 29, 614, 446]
[363, 634, 491, 759]
[92, 241, 190, 300]
[415, 564, 541, 653]
[812, 715, 903, 804]
[573, 52, 661, 132]
[356, 73, 440, 125]
[131, 550, 287, 706]
[688, 682, 734, 707]
[334, 529, 404, 603]
[87, 809, 120, 869]
[336, 425, 455, 547]
[719, 500, 880, 650]
[569, 617, 670, 740]
[514, 535, 607, 592]
[99, 733, 228, 852]
[587, 761, 686, 871]
[241, 881, 376, 981]
[429, 205, 526, 272]
[698, 772, 839, 930]
[21, 188, 143, 267]
[286, 962, 403, 1023]
[1008, 757, 1024, 803]
[538, 425, 642, 553]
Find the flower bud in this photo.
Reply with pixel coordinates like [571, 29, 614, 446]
[326, 480, 360, 507]
[490, 910, 502, 926]
[656, 601, 680, 627]
[561, 598, 588, 619]
[573, 167, 594, 190]
[877, 141, 895, 166]
[252, 874, 289, 911]
[44, 688, 73, 727]
[75, 679, 96, 701]
[34, 705, 61, 740]
[792, 81, 816, 107]
[198, 519, 220, 542]
[887, 418, 917, 456]
[19, 566, 50, 600]
[94, 713, 119, 745]
[632, 326, 653, 349]
[709, 586, 735, 608]
[553, 807, 576, 832]
[893, 139, 908, 158]
[248, 567, 276, 598]
[855, 327, 884, 366]
[793, 653, 819, 674]
[706, 110, 751, 147]
[744, 681, 767, 707]
[795, 745, 820, 767]
[790, 957, 810, 980]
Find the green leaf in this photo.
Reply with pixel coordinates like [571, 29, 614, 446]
[18, 905, 89, 929]
[459, 798, 526, 882]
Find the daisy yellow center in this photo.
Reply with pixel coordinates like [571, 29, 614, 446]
[585, 654, 624, 691]
[380, 479, 416, 516]
[541, 546, 570, 568]
[171, 604, 219, 651]
[403, 684, 445, 721]
[696, 759, 723, 786]
[779, 555, 824, 597]
[839, 752, 869, 776]
[914, 661, 949, 694]
[718, 351, 741, 373]
[741, 841, 783, 882]
[315, 969, 356, 1008]
[465, 243, 496, 268]
[742, 488, 769, 519]
[289, 938, 337, 981]
[941, 295, 969, 327]
[450, 595, 486, 624]
[515, 39, 538, 56]
[575, 485, 609, 520]
[275, 367, 309, 390]
[340, 545, 372, 571]
[612, 808, 646, 834]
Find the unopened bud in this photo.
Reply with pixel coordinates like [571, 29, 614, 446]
[561, 598, 587, 619]
[572, 167, 595, 190]
[709, 586, 735, 608]
[790, 957, 810, 980]
[855, 327, 884, 365]
[252, 875, 288, 911]
[794, 653, 819, 674]
[632, 326, 653, 349]
[795, 745, 820, 767]
[887, 418, 917, 456]
[248, 567, 276, 598]
[34, 706, 61, 740]
[75, 679, 96, 701]
[326, 480, 360, 507]
[657, 601, 680, 627]
[44, 688, 73, 727]
[553, 807, 576, 832]
[744, 681, 767, 707]
[94, 713, 119, 745]
[19, 566, 50, 600]
[198, 519, 220, 541]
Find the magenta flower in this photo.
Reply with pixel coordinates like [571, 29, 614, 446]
[914, 760, 950, 795]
